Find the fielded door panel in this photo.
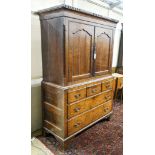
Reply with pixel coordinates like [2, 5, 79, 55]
[94, 27, 113, 76]
[68, 21, 94, 82]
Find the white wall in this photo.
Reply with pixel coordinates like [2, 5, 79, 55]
[112, 22, 122, 67]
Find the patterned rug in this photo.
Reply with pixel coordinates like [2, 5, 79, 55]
[38, 101, 123, 155]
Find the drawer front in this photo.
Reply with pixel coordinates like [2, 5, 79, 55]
[68, 85, 86, 92]
[68, 88, 86, 103]
[103, 91, 112, 102]
[102, 80, 113, 91]
[87, 84, 101, 97]
[103, 100, 113, 115]
[68, 100, 89, 119]
[68, 100, 113, 136]
[91, 104, 104, 122]
[68, 112, 90, 136]
[68, 90, 113, 118]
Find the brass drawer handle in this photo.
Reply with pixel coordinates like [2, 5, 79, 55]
[74, 122, 81, 128]
[104, 96, 110, 100]
[74, 107, 81, 112]
[74, 94, 81, 99]
[91, 89, 97, 93]
[105, 83, 110, 88]
[104, 107, 109, 112]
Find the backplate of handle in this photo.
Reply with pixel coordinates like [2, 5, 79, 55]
[74, 94, 81, 99]
[91, 89, 97, 93]
[74, 122, 81, 128]
[74, 107, 81, 112]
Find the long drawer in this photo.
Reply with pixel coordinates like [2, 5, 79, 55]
[68, 100, 113, 136]
[68, 90, 112, 118]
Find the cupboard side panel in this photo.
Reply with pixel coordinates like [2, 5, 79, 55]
[40, 17, 65, 85]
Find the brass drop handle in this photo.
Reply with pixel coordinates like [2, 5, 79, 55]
[105, 83, 110, 88]
[104, 96, 108, 100]
[104, 107, 109, 112]
[74, 107, 81, 112]
[92, 89, 97, 93]
[74, 122, 81, 128]
[74, 94, 81, 99]
[104, 95, 110, 100]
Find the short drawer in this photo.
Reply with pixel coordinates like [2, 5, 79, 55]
[102, 100, 113, 115]
[68, 100, 90, 119]
[102, 80, 113, 91]
[87, 84, 101, 97]
[68, 88, 86, 103]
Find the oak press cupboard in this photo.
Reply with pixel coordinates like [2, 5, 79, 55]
[35, 4, 118, 150]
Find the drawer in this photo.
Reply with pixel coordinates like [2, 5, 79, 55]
[68, 112, 91, 136]
[87, 84, 101, 97]
[91, 104, 104, 122]
[68, 88, 86, 103]
[102, 100, 113, 115]
[103, 91, 112, 102]
[68, 100, 113, 136]
[102, 80, 113, 91]
[68, 100, 90, 118]
[68, 90, 112, 118]
[68, 85, 86, 92]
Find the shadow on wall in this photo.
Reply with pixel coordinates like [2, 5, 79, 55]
[31, 85, 42, 134]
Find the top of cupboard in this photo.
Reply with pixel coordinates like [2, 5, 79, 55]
[33, 4, 119, 24]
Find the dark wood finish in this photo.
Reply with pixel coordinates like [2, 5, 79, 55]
[95, 26, 113, 75]
[36, 5, 117, 150]
[68, 21, 94, 81]
[38, 5, 117, 86]
[40, 18, 65, 85]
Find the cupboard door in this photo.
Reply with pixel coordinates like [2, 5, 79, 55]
[68, 21, 94, 82]
[95, 27, 113, 75]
